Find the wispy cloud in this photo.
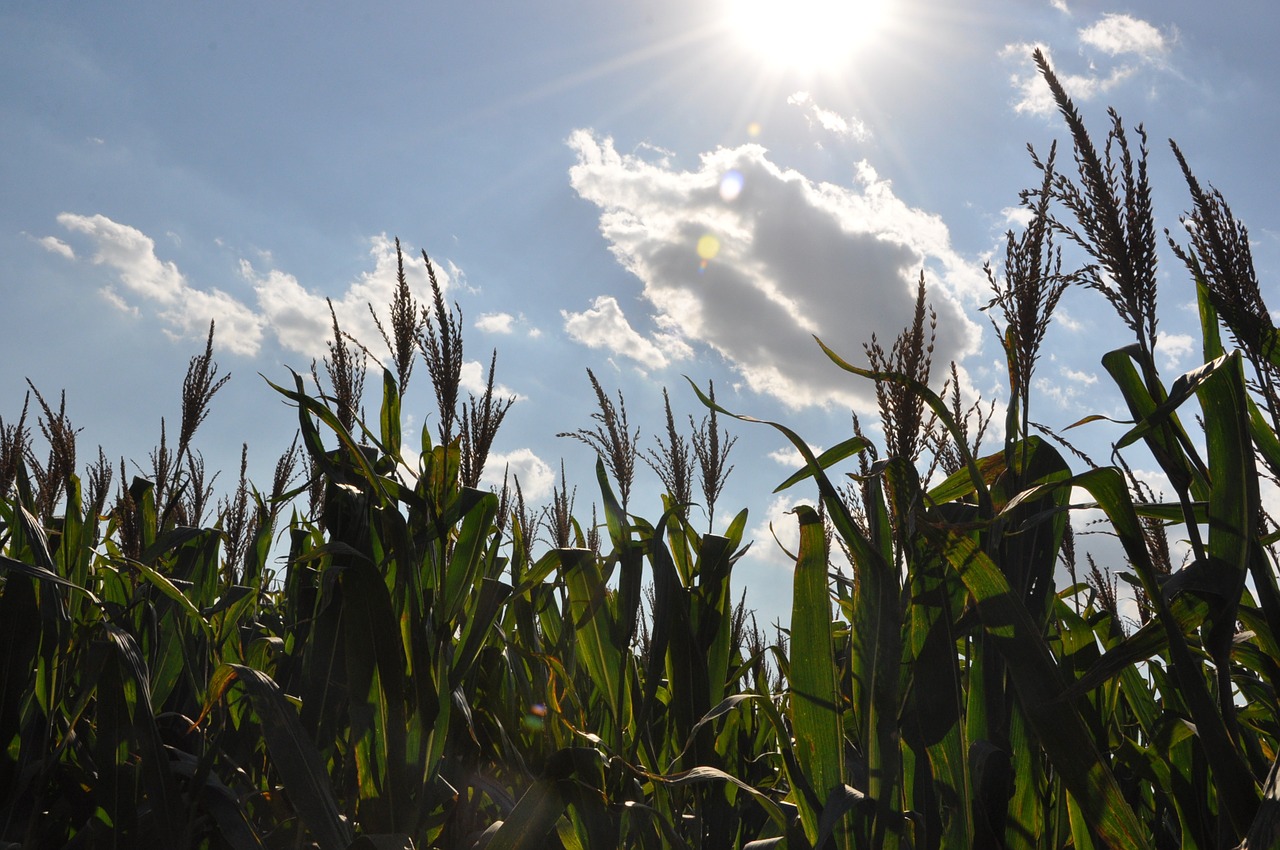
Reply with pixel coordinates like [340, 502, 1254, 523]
[566, 130, 982, 411]
[768, 445, 823, 468]
[1062, 366, 1098, 385]
[787, 91, 871, 142]
[36, 235, 76, 260]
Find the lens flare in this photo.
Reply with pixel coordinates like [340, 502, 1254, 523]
[697, 234, 721, 261]
[719, 170, 744, 202]
[522, 703, 548, 730]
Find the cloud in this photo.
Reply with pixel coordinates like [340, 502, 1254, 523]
[1157, 331, 1195, 371]
[246, 233, 448, 364]
[52, 215, 495, 378]
[567, 130, 983, 411]
[56, 213, 265, 355]
[787, 91, 871, 142]
[37, 235, 75, 260]
[1053, 308, 1084, 333]
[1002, 14, 1171, 117]
[476, 311, 542, 339]
[747, 493, 814, 571]
[458, 359, 520, 399]
[561, 295, 690, 371]
[1062, 367, 1097, 385]
[1000, 206, 1035, 229]
[1079, 14, 1169, 60]
[480, 447, 555, 501]
[1002, 43, 1136, 116]
[476, 312, 515, 334]
[768, 445, 823, 468]
[99, 286, 138, 315]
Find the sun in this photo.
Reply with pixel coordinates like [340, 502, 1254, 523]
[727, 0, 890, 73]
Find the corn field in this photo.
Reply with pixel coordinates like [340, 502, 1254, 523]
[4, 53, 1280, 850]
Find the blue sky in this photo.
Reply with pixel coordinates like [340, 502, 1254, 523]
[3, 1, 1278, 626]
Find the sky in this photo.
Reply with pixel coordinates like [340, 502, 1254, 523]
[3, 1, 1279, 628]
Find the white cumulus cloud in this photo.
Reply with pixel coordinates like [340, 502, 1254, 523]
[567, 130, 982, 411]
[1157, 331, 1196, 371]
[561, 294, 690, 371]
[480, 447, 555, 501]
[1002, 14, 1172, 117]
[56, 213, 265, 355]
[1079, 14, 1169, 60]
[50, 215, 492, 376]
[476, 312, 515, 334]
[1002, 43, 1136, 116]
[245, 233, 447, 364]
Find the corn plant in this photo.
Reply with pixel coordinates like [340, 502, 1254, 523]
[8, 51, 1280, 850]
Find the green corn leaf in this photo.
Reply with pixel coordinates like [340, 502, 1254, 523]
[442, 488, 498, 624]
[1197, 352, 1255, 667]
[202, 663, 353, 850]
[773, 435, 873, 493]
[483, 748, 582, 850]
[645, 521, 706, 767]
[595, 455, 628, 547]
[561, 547, 624, 734]
[926, 450, 1007, 505]
[379, 367, 402, 459]
[0, 552, 99, 603]
[1024, 466, 1261, 834]
[719, 507, 749, 549]
[789, 505, 848, 849]
[1112, 353, 1232, 451]
[929, 528, 1153, 850]
[694, 531, 736, 711]
[102, 624, 182, 846]
[451, 576, 513, 687]
[267, 371, 387, 502]
[643, 764, 790, 834]
[341, 558, 410, 833]
[1100, 346, 1208, 501]
[126, 556, 213, 638]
